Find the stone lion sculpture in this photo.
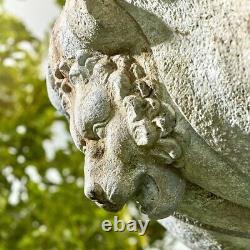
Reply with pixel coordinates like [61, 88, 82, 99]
[46, 0, 250, 249]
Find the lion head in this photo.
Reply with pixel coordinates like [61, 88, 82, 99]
[47, 49, 186, 219]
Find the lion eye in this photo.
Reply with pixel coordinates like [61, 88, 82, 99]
[92, 118, 110, 140]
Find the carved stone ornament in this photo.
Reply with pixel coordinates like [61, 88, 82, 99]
[47, 0, 250, 249]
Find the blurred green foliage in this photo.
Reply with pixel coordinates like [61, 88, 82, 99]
[55, 0, 65, 7]
[0, 1, 165, 250]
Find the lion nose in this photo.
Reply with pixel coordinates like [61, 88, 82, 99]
[85, 183, 107, 204]
[85, 183, 123, 212]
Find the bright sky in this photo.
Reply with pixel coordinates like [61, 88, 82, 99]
[3, 0, 60, 39]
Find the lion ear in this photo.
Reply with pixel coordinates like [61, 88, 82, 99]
[123, 95, 159, 146]
[131, 119, 158, 147]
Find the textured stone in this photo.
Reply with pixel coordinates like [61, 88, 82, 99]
[46, 0, 250, 248]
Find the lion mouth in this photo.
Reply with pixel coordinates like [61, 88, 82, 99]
[134, 174, 160, 215]
[134, 169, 185, 219]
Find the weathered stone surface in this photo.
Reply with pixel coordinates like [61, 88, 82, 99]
[46, 0, 250, 248]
